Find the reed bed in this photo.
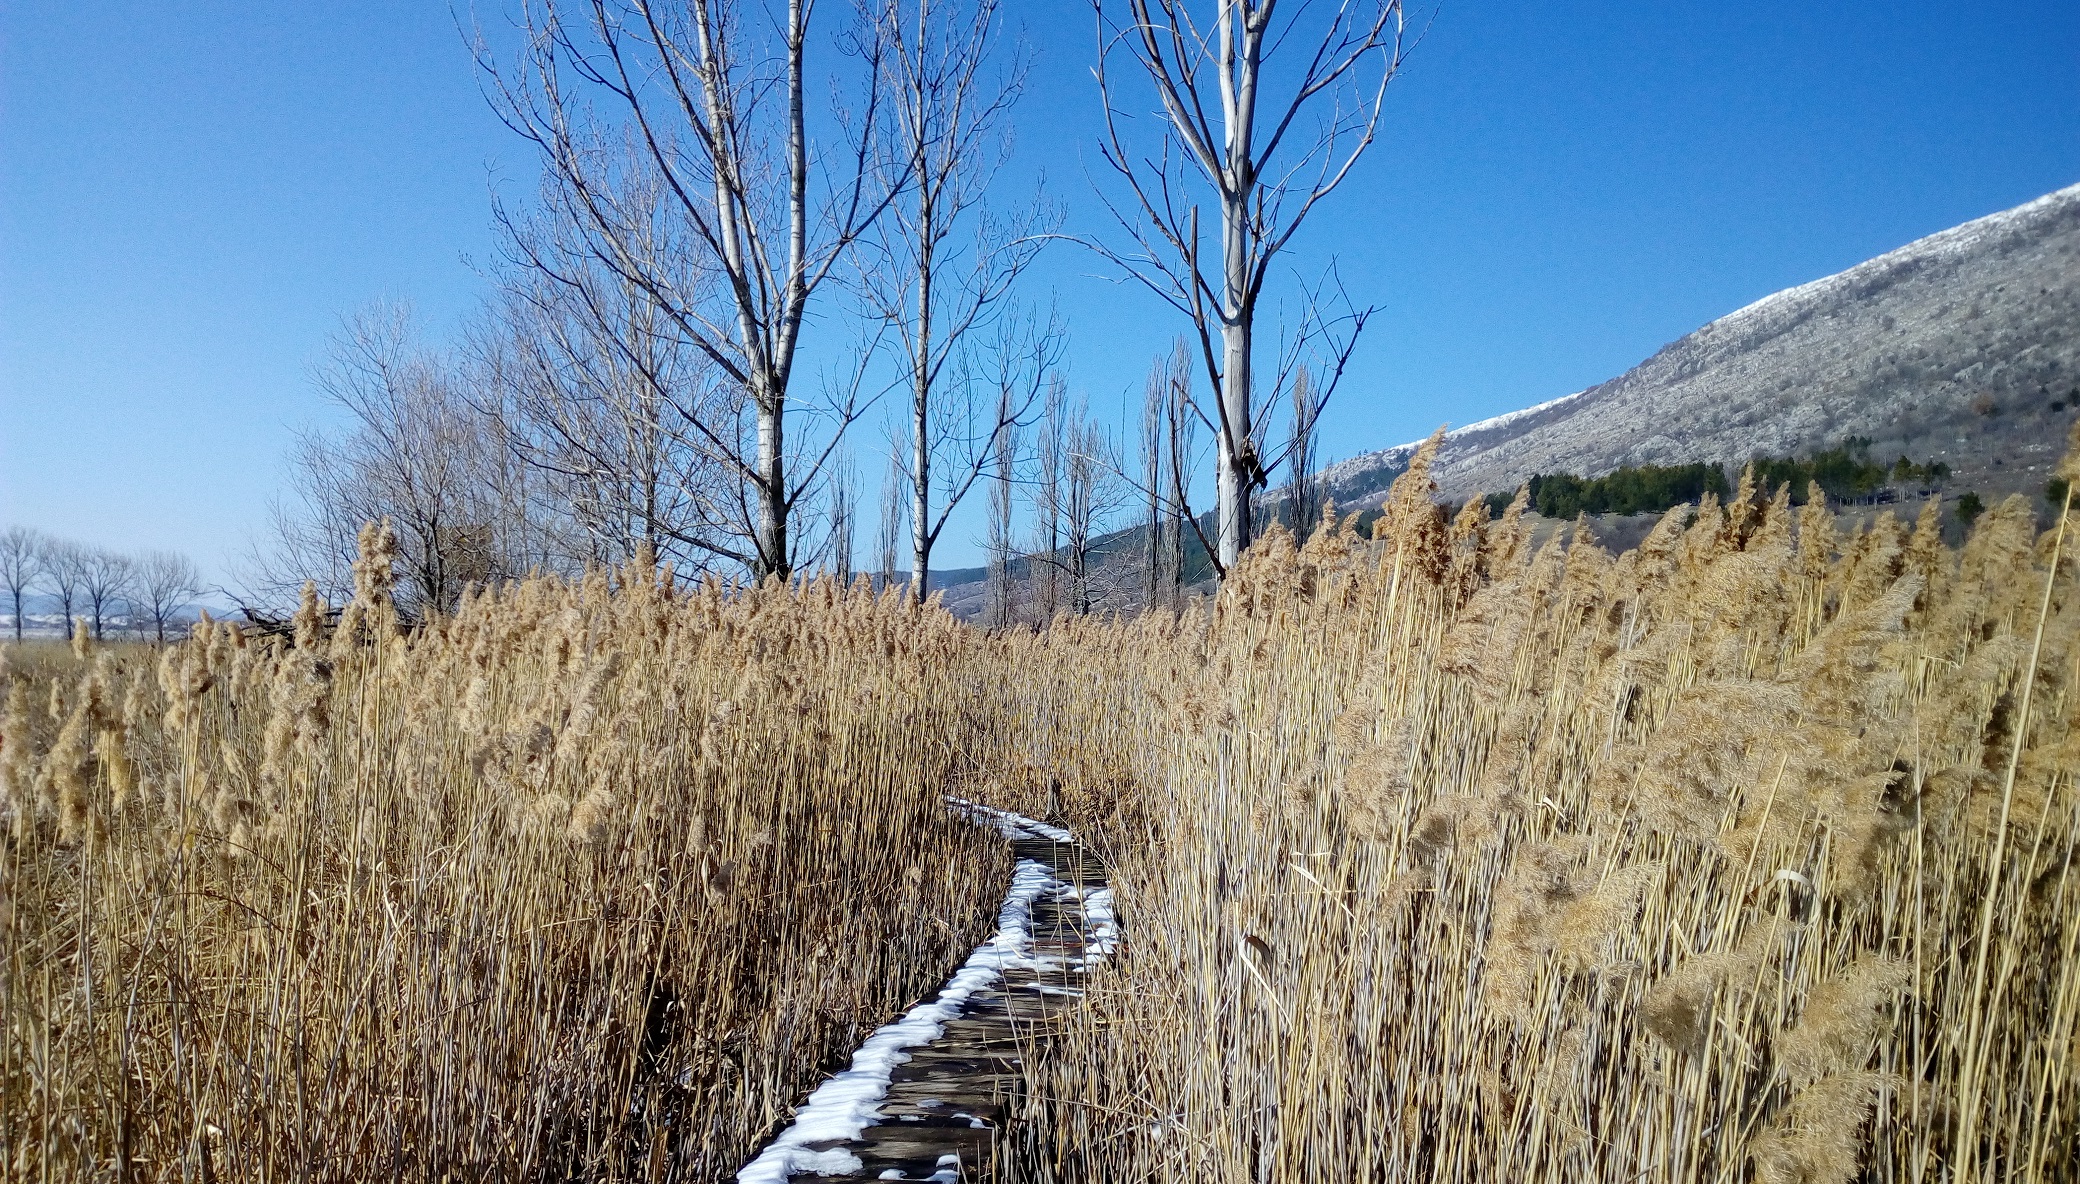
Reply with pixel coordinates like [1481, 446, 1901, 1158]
[6, 426, 2075, 1183]
[0, 542, 1013, 1182]
[1001, 426, 2080, 1183]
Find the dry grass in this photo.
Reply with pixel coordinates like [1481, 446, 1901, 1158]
[0, 541, 1016, 1182]
[999, 428, 2080, 1184]
[6, 426, 2077, 1183]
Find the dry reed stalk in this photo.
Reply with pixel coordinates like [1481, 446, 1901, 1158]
[7, 426, 2077, 1182]
[0, 547, 1032, 1181]
[991, 425, 2080, 1184]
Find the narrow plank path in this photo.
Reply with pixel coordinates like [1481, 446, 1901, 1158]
[736, 804, 1114, 1184]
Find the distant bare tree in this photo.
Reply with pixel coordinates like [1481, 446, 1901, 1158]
[135, 551, 203, 643]
[1029, 394, 1123, 616]
[1061, 405, 1126, 615]
[855, 0, 1055, 599]
[1123, 340, 1201, 610]
[0, 526, 42, 642]
[827, 450, 858, 584]
[1286, 362, 1321, 531]
[984, 395, 1020, 628]
[1026, 376, 1067, 619]
[479, 0, 898, 579]
[876, 443, 907, 593]
[79, 548, 135, 641]
[480, 153, 752, 573]
[1138, 356, 1167, 608]
[1090, 0, 1407, 571]
[1162, 340, 1198, 604]
[43, 540, 85, 640]
[481, 283, 734, 571]
[260, 305, 532, 614]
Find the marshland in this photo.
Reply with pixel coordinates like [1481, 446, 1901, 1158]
[8, 434, 2080, 1180]
[7, 2, 2080, 1182]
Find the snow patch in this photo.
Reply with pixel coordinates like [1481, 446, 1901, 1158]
[735, 800, 1114, 1183]
[1317, 181, 2080, 494]
[1703, 182, 2080, 345]
[948, 797, 1073, 843]
[1315, 388, 1594, 491]
[875, 1153, 963, 1182]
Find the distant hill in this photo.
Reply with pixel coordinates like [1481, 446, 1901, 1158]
[1322, 182, 2080, 507]
[926, 515, 1222, 621]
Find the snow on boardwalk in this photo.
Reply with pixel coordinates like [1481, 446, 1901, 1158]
[736, 799, 1116, 1184]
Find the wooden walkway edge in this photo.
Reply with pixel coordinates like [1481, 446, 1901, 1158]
[737, 815, 1114, 1184]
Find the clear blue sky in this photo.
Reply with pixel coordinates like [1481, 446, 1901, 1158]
[3, 1, 2076, 587]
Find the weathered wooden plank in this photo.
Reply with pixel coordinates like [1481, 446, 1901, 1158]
[752, 829, 1113, 1181]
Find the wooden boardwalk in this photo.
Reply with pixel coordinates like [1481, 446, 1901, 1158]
[767, 836, 1112, 1183]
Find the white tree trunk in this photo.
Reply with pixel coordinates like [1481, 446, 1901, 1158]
[1215, 2, 1259, 571]
[1093, 0, 1399, 578]
[1217, 240, 1253, 570]
[755, 395, 787, 578]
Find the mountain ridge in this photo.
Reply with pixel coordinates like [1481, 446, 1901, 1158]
[1325, 181, 2080, 506]
[933, 182, 2080, 620]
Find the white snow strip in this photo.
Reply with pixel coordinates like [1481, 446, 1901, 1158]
[735, 801, 1114, 1183]
[1440, 388, 1593, 440]
[1315, 388, 1595, 489]
[874, 1153, 963, 1182]
[947, 796, 1074, 843]
[1698, 181, 2080, 345]
[1078, 886, 1119, 960]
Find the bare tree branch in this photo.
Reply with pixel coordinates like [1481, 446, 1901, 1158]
[474, 0, 902, 579]
[1087, 0, 1407, 573]
[0, 527, 43, 642]
[849, 0, 1060, 600]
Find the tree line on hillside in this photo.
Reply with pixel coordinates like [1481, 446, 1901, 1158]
[251, 0, 1410, 624]
[1502, 462, 1733, 521]
[0, 526, 204, 643]
[1482, 439, 1958, 521]
[1747, 437, 1951, 505]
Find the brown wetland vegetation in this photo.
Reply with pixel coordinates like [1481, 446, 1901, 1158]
[5, 426, 2080, 1183]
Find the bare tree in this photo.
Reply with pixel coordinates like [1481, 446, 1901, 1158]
[1119, 338, 1204, 611]
[1286, 361, 1321, 531]
[855, 0, 1055, 599]
[876, 442, 908, 593]
[1138, 356, 1167, 609]
[479, 0, 898, 580]
[1090, 0, 1406, 571]
[0, 526, 42, 642]
[1026, 376, 1066, 619]
[827, 449, 858, 584]
[1162, 339, 1198, 604]
[135, 551, 203, 643]
[478, 257, 740, 573]
[43, 539, 85, 640]
[79, 548, 135, 641]
[258, 305, 527, 614]
[1026, 392, 1123, 616]
[983, 386, 1020, 628]
[478, 141, 762, 574]
[1060, 403, 1125, 615]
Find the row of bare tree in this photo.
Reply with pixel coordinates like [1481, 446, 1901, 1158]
[261, 0, 1405, 614]
[0, 526, 204, 643]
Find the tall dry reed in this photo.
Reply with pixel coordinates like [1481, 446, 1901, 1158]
[7, 422, 2075, 1184]
[1, 539, 1014, 1182]
[998, 425, 2080, 1184]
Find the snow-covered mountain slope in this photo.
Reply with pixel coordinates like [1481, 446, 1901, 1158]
[1327, 182, 2080, 505]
